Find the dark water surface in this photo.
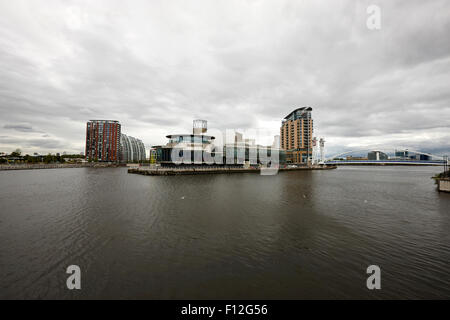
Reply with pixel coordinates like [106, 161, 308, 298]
[1, 166, 449, 299]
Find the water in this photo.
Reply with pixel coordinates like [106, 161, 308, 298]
[0, 166, 449, 299]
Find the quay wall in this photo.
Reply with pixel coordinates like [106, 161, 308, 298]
[0, 163, 123, 171]
[438, 179, 450, 193]
[128, 165, 336, 176]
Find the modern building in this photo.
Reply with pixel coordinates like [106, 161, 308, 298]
[413, 154, 430, 161]
[280, 107, 313, 164]
[153, 120, 218, 165]
[368, 151, 388, 161]
[395, 150, 409, 159]
[85, 120, 121, 162]
[153, 120, 285, 166]
[224, 132, 285, 167]
[120, 134, 146, 163]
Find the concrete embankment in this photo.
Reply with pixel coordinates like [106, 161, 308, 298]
[437, 178, 450, 193]
[326, 161, 445, 166]
[0, 163, 123, 171]
[128, 165, 336, 176]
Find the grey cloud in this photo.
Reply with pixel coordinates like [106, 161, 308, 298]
[3, 124, 43, 133]
[0, 0, 449, 156]
[0, 136, 65, 149]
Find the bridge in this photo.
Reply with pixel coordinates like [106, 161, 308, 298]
[323, 146, 448, 166]
[325, 159, 446, 166]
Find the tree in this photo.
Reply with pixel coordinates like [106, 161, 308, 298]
[10, 148, 22, 157]
[44, 154, 53, 164]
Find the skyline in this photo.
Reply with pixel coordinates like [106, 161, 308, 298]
[1, 0, 450, 157]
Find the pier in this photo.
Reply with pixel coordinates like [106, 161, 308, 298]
[128, 165, 336, 176]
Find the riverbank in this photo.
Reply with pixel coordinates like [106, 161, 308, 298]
[128, 165, 336, 176]
[0, 163, 123, 171]
[326, 160, 445, 166]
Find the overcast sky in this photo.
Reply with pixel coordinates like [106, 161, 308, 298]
[0, 0, 449, 157]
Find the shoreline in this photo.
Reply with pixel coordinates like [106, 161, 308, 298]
[325, 161, 445, 166]
[0, 163, 124, 171]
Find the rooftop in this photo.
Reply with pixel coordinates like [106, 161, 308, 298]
[283, 107, 312, 120]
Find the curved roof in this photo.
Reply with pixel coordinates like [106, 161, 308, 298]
[284, 107, 312, 120]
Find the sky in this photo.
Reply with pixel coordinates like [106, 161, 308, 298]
[0, 0, 449, 158]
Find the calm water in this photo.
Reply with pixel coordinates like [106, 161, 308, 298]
[0, 166, 449, 299]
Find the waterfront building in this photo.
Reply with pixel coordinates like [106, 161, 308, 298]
[280, 107, 313, 164]
[153, 120, 218, 165]
[120, 134, 146, 163]
[153, 120, 285, 166]
[368, 151, 388, 161]
[85, 120, 121, 162]
[414, 154, 431, 161]
[395, 149, 409, 159]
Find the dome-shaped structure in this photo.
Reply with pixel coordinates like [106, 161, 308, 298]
[120, 134, 146, 163]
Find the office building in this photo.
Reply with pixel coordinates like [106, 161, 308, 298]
[395, 150, 409, 159]
[368, 151, 388, 161]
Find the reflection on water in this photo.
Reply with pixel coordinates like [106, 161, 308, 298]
[0, 166, 449, 299]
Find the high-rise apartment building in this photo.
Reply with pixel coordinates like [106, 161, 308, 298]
[85, 120, 121, 162]
[280, 107, 313, 163]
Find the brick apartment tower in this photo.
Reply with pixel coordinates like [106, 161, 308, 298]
[85, 120, 121, 162]
[280, 107, 313, 164]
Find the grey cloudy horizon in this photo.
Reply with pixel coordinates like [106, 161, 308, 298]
[1, 0, 449, 157]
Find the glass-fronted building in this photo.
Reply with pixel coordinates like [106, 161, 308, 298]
[153, 120, 286, 167]
[120, 134, 146, 163]
[368, 151, 388, 160]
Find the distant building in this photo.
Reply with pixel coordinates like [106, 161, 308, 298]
[416, 154, 430, 161]
[368, 151, 388, 161]
[395, 150, 409, 159]
[394, 149, 431, 161]
[120, 134, 146, 163]
[280, 107, 313, 163]
[149, 149, 157, 164]
[85, 120, 121, 162]
[346, 156, 369, 160]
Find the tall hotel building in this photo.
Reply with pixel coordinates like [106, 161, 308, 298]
[280, 107, 313, 164]
[85, 120, 121, 162]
